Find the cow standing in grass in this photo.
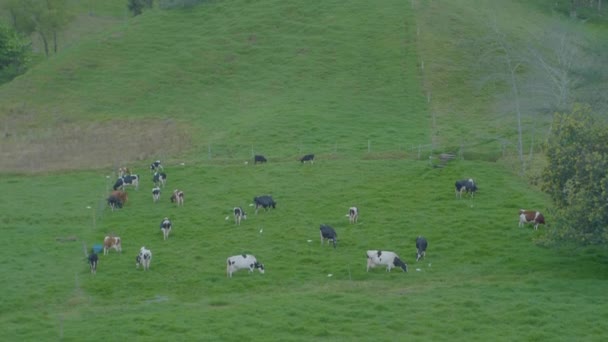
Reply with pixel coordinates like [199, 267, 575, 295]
[254, 155, 267, 164]
[320, 224, 337, 248]
[171, 189, 184, 206]
[103, 235, 122, 255]
[88, 251, 98, 274]
[416, 236, 428, 262]
[233, 207, 247, 225]
[136, 247, 152, 271]
[153, 172, 167, 188]
[300, 154, 315, 164]
[366, 250, 408, 272]
[519, 209, 545, 230]
[455, 178, 477, 199]
[254, 195, 276, 214]
[348, 207, 359, 224]
[152, 187, 161, 203]
[107, 195, 123, 211]
[226, 254, 265, 278]
[150, 160, 163, 173]
[160, 217, 172, 240]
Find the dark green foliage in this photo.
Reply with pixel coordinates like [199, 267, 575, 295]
[0, 23, 30, 83]
[127, 0, 153, 16]
[542, 105, 608, 244]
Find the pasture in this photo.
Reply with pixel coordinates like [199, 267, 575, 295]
[0, 0, 607, 340]
[1, 157, 607, 340]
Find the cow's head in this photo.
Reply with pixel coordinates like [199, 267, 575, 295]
[254, 262, 265, 274]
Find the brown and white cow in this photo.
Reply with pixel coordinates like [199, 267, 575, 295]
[170, 189, 184, 206]
[519, 209, 545, 230]
[103, 235, 122, 255]
[110, 190, 128, 205]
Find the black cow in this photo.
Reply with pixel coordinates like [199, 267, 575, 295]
[88, 251, 98, 274]
[253, 195, 276, 214]
[455, 178, 477, 199]
[150, 160, 163, 173]
[152, 172, 167, 187]
[107, 195, 123, 211]
[319, 224, 337, 248]
[416, 236, 428, 262]
[254, 155, 267, 164]
[300, 154, 315, 164]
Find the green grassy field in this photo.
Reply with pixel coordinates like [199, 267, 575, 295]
[0, 0, 607, 341]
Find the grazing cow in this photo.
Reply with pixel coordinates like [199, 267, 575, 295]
[226, 254, 265, 278]
[254, 155, 267, 164]
[519, 209, 545, 230]
[88, 252, 98, 274]
[233, 207, 247, 225]
[348, 207, 359, 224]
[152, 187, 161, 203]
[253, 195, 276, 214]
[110, 190, 128, 205]
[455, 178, 477, 199]
[136, 246, 152, 271]
[416, 236, 428, 262]
[152, 172, 167, 187]
[103, 235, 122, 255]
[160, 217, 172, 240]
[113, 174, 140, 191]
[366, 250, 408, 272]
[319, 224, 337, 248]
[150, 160, 163, 173]
[300, 154, 315, 164]
[107, 195, 123, 211]
[170, 189, 184, 206]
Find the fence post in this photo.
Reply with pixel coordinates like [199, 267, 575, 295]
[418, 145, 421, 159]
[208, 144, 212, 160]
[368, 140, 371, 153]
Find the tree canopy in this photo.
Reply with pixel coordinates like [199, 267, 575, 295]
[542, 106, 608, 245]
[0, 23, 30, 83]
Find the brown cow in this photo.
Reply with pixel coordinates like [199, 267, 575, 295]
[519, 209, 545, 230]
[103, 235, 122, 255]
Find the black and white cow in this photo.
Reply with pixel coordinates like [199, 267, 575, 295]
[152, 187, 161, 203]
[226, 254, 265, 278]
[254, 195, 276, 214]
[416, 236, 428, 262]
[136, 246, 152, 270]
[366, 250, 408, 272]
[150, 160, 163, 173]
[254, 155, 267, 164]
[233, 207, 247, 225]
[160, 217, 172, 240]
[113, 174, 140, 191]
[88, 251, 98, 274]
[300, 154, 315, 164]
[348, 207, 359, 224]
[319, 224, 337, 248]
[455, 178, 477, 199]
[152, 172, 167, 187]
[519, 209, 546, 230]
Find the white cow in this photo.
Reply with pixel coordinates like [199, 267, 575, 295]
[103, 235, 122, 255]
[348, 207, 359, 224]
[226, 254, 265, 278]
[136, 247, 152, 271]
[160, 217, 172, 240]
[366, 250, 408, 272]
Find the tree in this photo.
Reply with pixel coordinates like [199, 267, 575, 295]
[2, 0, 72, 57]
[0, 23, 31, 82]
[542, 105, 608, 245]
[128, 0, 154, 17]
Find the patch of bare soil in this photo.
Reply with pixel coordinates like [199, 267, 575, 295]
[0, 119, 192, 173]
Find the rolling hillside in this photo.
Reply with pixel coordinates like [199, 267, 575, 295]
[0, 0, 607, 341]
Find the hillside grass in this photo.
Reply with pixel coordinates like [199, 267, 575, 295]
[2, 159, 607, 341]
[0, 0, 607, 341]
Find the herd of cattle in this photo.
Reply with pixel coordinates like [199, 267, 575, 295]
[88, 158, 545, 277]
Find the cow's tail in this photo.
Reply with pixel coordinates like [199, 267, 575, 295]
[393, 257, 408, 272]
